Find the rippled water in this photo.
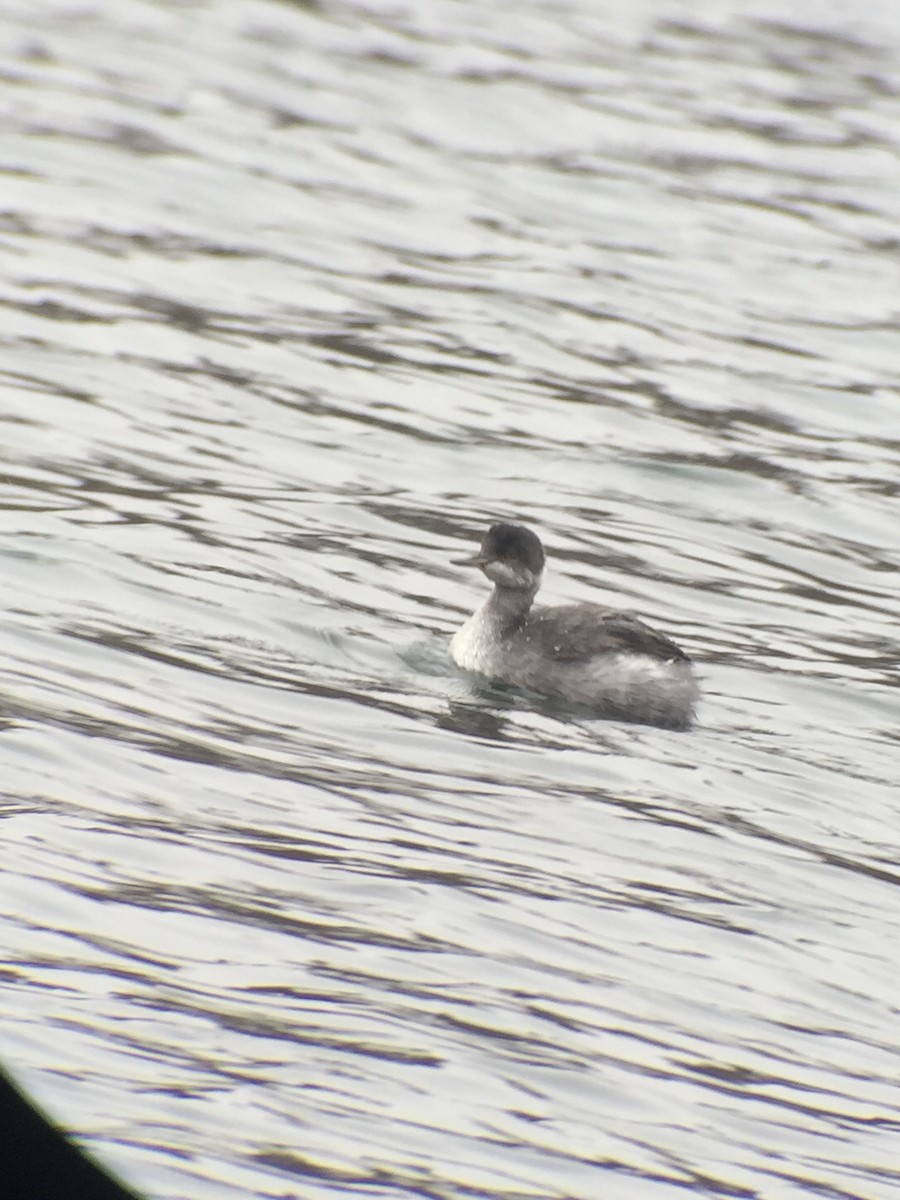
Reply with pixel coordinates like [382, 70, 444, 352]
[2, 1, 900, 1197]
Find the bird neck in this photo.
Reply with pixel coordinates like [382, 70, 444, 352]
[485, 582, 537, 628]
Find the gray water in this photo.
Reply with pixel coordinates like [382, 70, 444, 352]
[2, 0, 900, 1197]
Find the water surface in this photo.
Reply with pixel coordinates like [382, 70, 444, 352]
[2, 1, 900, 1197]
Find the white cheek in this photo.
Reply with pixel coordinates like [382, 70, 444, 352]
[484, 562, 540, 589]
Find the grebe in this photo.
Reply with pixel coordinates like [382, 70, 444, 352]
[451, 523, 698, 729]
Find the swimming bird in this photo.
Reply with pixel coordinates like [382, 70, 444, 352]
[451, 523, 698, 728]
